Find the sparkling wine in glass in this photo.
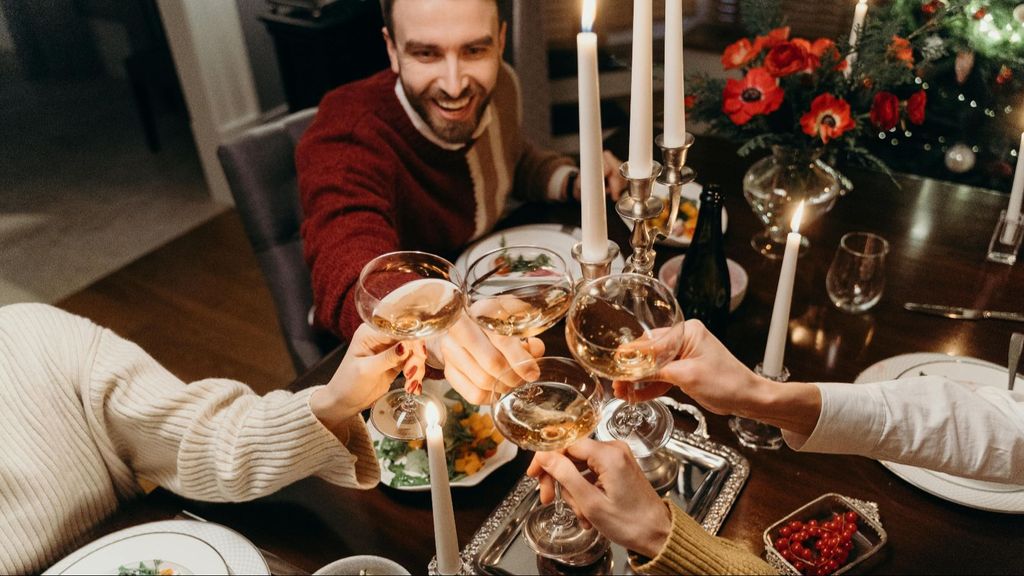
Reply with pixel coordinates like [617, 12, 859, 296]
[491, 357, 609, 566]
[355, 251, 462, 439]
[463, 245, 573, 339]
[566, 273, 684, 457]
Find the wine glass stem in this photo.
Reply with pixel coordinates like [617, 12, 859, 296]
[394, 392, 418, 429]
[551, 481, 574, 527]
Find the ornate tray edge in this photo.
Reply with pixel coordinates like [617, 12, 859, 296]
[457, 430, 751, 573]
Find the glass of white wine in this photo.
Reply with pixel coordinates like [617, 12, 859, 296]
[355, 251, 462, 440]
[565, 273, 684, 458]
[491, 357, 609, 566]
[463, 245, 573, 339]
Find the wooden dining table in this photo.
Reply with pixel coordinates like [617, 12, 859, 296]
[98, 136, 1024, 574]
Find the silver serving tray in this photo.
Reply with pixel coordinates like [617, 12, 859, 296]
[457, 430, 749, 575]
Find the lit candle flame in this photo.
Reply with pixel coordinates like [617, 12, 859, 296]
[425, 401, 440, 427]
[581, 0, 597, 33]
[791, 201, 805, 234]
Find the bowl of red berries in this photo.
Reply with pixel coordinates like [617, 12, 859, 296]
[763, 493, 887, 576]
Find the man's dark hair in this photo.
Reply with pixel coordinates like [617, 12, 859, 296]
[380, 0, 502, 37]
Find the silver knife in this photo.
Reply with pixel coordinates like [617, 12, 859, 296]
[904, 303, 1024, 322]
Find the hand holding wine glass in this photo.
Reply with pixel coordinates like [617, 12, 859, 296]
[490, 357, 610, 566]
[527, 438, 672, 559]
[566, 274, 684, 457]
[455, 245, 572, 402]
[355, 251, 463, 439]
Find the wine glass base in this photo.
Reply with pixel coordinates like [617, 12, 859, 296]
[522, 502, 611, 567]
[636, 448, 680, 494]
[728, 416, 784, 450]
[595, 399, 674, 459]
[751, 230, 810, 259]
[370, 389, 446, 440]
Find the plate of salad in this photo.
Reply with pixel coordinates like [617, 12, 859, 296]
[454, 224, 626, 280]
[369, 382, 517, 491]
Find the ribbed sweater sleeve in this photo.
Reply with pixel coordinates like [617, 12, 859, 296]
[0, 303, 378, 574]
[85, 316, 379, 501]
[633, 501, 777, 575]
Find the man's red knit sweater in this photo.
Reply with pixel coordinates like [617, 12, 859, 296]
[297, 65, 573, 340]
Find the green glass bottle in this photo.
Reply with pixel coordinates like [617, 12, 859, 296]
[675, 183, 730, 337]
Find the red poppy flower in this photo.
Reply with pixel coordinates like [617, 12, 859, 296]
[870, 91, 900, 131]
[800, 93, 855, 144]
[722, 68, 784, 125]
[685, 94, 697, 109]
[997, 65, 1014, 86]
[753, 26, 791, 52]
[765, 41, 811, 77]
[973, 7, 987, 19]
[722, 38, 760, 70]
[906, 90, 926, 125]
[888, 36, 914, 68]
[921, 0, 941, 15]
[808, 38, 847, 71]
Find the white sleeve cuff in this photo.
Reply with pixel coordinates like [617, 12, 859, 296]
[547, 165, 578, 202]
[783, 382, 885, 455]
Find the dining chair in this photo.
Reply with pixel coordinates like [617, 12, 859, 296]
[217, 107, 340, 373]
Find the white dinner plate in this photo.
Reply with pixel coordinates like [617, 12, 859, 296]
[854, 353, 1024, 513]
[616, 181, 728, 248]
[455, 223, 626, 279]
[44, 520, 269, 575]
[369, 380, 518, 492]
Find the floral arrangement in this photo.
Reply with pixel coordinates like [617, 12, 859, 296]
[865, 0, 1024, 188]
[685, 1, 963, 176]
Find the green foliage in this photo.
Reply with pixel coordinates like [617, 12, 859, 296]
[740, 0, 783, 35]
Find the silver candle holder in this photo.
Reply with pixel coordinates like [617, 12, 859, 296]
[616, 134, 697, 277]
[571, 240, 621, 284]
[616, 161, 664, 276]
[728, 363, 787, 450]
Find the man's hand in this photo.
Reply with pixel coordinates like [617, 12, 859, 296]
[612, 319, 823, 436]
[527, 438, 671, 558]
[571, 150, 628, 202]
[612, 319, 764, 416]
[403, 312, 545, 405]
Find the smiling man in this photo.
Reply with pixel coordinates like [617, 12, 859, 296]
[297, 0, 623, 393]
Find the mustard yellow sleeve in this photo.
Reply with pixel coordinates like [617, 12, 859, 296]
[631, 501, 777, 575]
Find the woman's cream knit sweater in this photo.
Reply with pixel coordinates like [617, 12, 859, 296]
[0, 303, 379, 574]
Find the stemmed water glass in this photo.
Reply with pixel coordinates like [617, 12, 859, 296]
[355, 251, 463, 440]
[463, 245, 573, 339]
[565, 273, 685, 458]
[490, 357, 608, 566]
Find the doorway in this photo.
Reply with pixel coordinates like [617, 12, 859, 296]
[0, 0, 223, 306]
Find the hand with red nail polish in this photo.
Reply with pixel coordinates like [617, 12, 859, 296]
[311, 324, 412, 431]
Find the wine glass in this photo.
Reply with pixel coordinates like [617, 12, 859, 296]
[463, 245, 573, 339]
[490, 357, 609, 566]
[566, 273, 684, 458]
[355, 251, 462, 439]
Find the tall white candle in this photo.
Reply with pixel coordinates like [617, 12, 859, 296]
[425, 402, 460, 575]
[845, 0, 868, 78]
[762, 202, 804, 378]
[1002, 132, 1024, 243]
[628, 0, 653, 177]
[664, 0, 686, 147]
[578, 0, 608, 262]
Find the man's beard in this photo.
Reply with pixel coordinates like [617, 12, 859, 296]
[403, 80, 492, 145]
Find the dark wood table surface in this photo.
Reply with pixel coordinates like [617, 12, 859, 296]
[102, 137, 1024, 574]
